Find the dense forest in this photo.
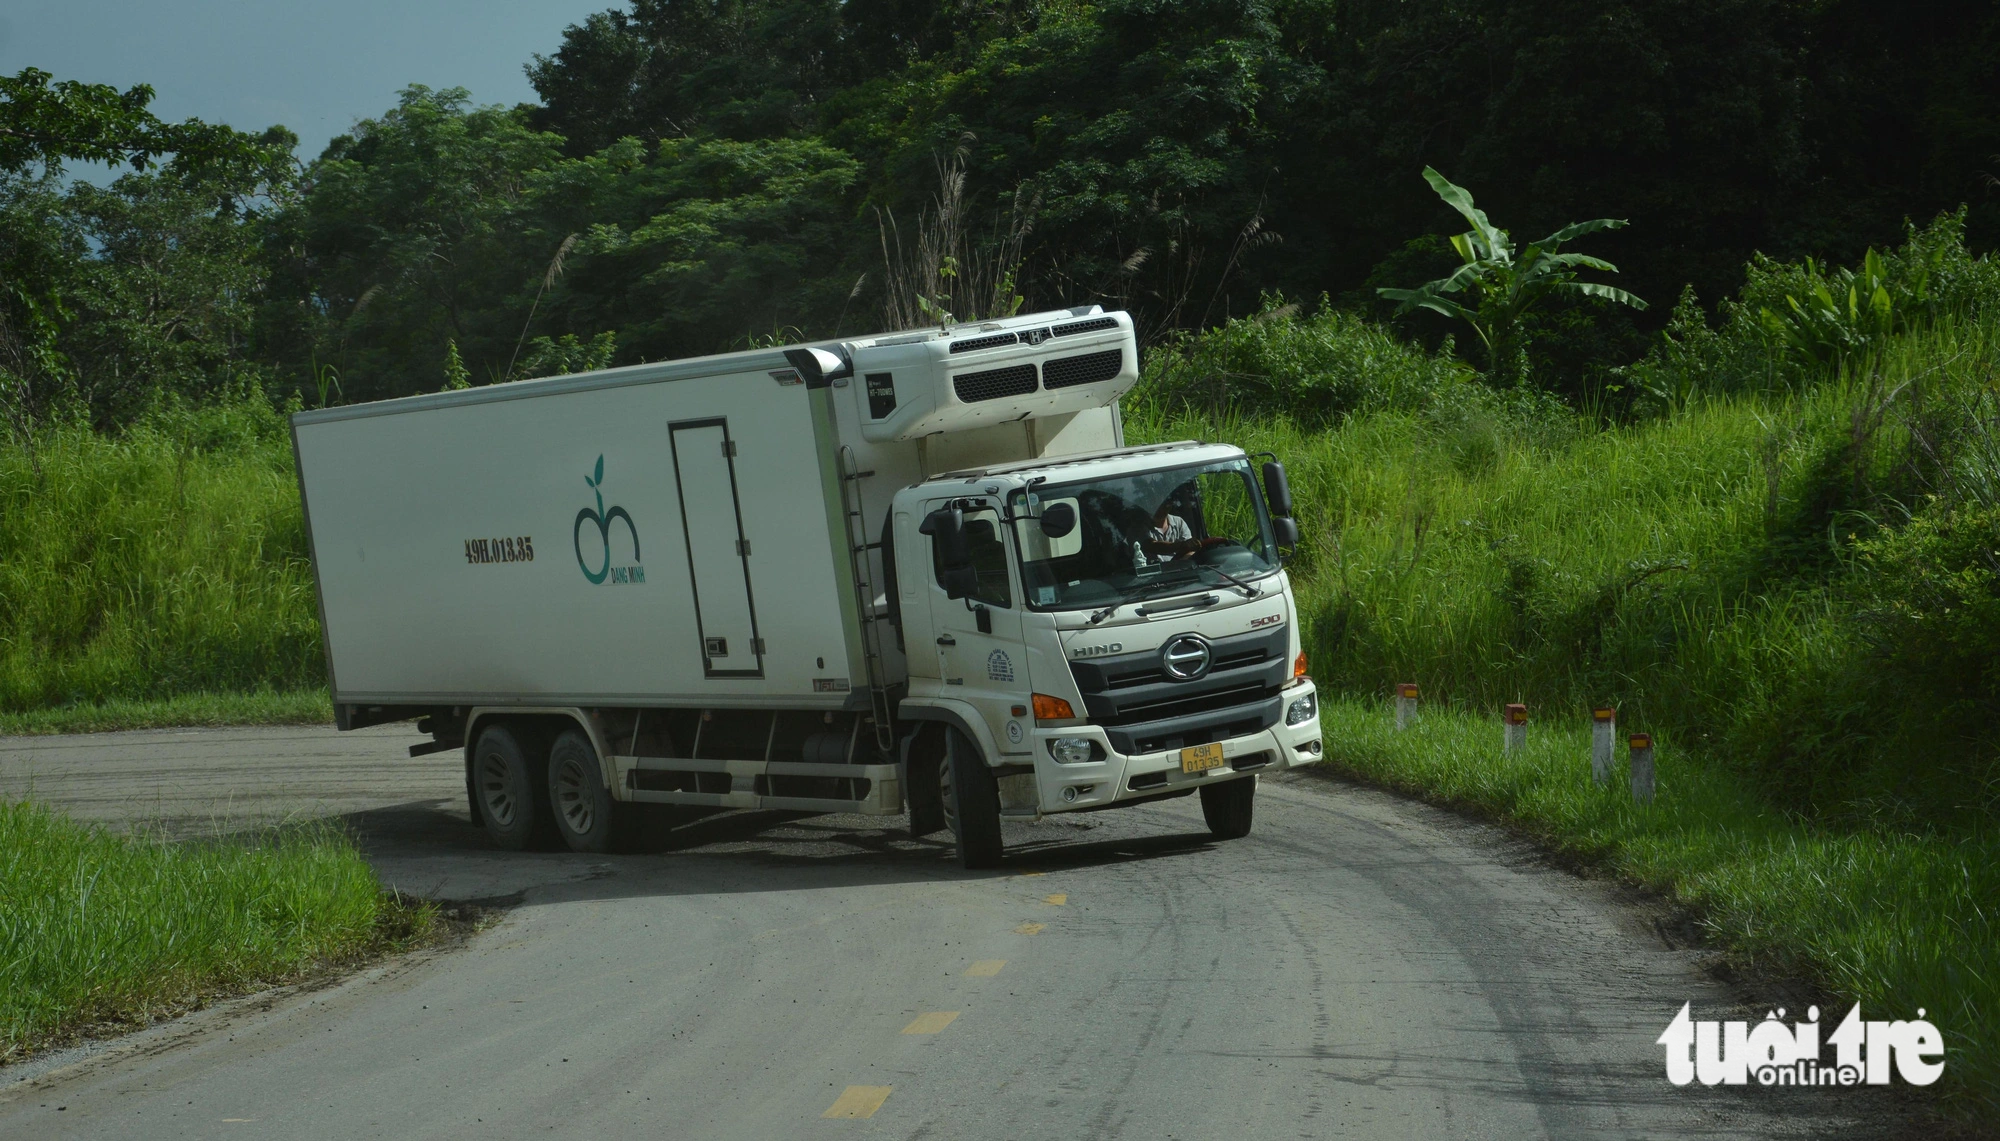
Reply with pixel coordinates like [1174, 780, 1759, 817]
[4, 0, 2000, 425]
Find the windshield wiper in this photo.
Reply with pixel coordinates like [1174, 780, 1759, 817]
[1195, 561, 1263, 598]
[1087, 573, 1204, 625]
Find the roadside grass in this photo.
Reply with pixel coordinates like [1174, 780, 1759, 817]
[0, 689, 331, 736]
[0, 799, 429, 1060]
[1312, 697, 1998, 1115]
[0, 402, 322, 715]
[1131, 316, 2000, 829]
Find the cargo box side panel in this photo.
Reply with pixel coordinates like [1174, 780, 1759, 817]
[294, 371, 855, 705]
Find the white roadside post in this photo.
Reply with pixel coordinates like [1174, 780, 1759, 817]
[1591, 706, 1616, 786]
[1503, 703, 1527, 754]
[1629, 733, 1655, 803]
[1394, 683, 1419, 730]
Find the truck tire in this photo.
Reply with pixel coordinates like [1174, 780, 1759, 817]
[1199, 775, 1256, 840]
[473, 721, 560, 851]
[905, 725, 947, 838]
[547, 728, 642, 854]
[940, 728, 1004, 869]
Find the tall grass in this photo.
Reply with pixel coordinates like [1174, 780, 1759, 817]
[0, 800, 398, 1057]
[1132, 317, 2000, 829]
[0, 399, 322, 713]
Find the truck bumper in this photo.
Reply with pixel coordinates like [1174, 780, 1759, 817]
[1024, 681, 1322, 815]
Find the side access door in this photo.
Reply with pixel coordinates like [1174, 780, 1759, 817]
[668, 418, 764, 678]
[923, 500, 1034, 761]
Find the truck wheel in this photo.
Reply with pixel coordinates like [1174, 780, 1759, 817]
[1199, 775, 1256, 840]
[905, 725, 947, 838]
[940, 728, 1004, 869]
[473, 721, 560, 851]
[547, 728, 640, 854]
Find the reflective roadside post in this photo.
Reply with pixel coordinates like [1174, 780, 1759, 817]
[1629, 732, 1655, 803]
[1395, 683, 1419, 730]
[1592, 707, 1616, 786]
[1503, 703, 1527, 754]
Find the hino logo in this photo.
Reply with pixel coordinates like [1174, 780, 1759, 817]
[1161, 634, 1212, 681]
[1071, 642, 1123, 658]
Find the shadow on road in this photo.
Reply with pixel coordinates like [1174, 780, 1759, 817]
[328, 795, 1224, 905]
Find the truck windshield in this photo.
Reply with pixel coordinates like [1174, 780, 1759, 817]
[1006, 457, 1279, 611]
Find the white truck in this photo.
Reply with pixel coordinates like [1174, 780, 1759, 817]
[291, 306, 1322, 867]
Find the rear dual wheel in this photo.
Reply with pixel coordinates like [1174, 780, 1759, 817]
[473, 722, 561, 851]
[473, 721, 647, 853]
[547, 729, 648, 853]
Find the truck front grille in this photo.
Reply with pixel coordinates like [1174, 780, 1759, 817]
[1067, 625, 1289, 754]
[953, 364, 1039, 403]
[1042, 349, 1122, 390]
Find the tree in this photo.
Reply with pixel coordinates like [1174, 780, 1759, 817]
[61, 166, 285, 423]
[1, 68, 293, 432]
[271, 87, 565, 401]
[1378, 168, 1646, 384]
[527, 0, 851, 149]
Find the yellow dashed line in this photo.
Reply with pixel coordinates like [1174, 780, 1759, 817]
[1014, 922, 1045, 935]
[1043, 893, 1067, 906]
[964, 959, 1007, 977]
[823, 1085, 893, 1119]
[901, 1011, 960, 1035]
[1018, 871, 1045, 877]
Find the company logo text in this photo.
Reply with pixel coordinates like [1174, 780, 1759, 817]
[1658, 1003, 1944, 1088]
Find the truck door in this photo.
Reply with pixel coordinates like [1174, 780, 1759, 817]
[925, 501, 1033, 760]
[669, 418, 764, 678]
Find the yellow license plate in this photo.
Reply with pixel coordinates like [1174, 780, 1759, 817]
[1179, 742, 1226, 774]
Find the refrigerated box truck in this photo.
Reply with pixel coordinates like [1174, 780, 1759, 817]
[292, 306, 1323, 866]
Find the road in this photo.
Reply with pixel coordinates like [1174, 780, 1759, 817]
[0, 725, 1895, 1139]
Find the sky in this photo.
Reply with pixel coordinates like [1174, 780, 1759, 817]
[1, 0, 618, 165]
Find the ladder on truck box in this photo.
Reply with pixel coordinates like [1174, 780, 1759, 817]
[838, 445, 898, 755]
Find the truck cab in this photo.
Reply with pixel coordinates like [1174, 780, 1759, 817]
[887, 442, 1323, 866]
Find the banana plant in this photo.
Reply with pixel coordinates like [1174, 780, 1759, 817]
[1379, 168, 1646, 383]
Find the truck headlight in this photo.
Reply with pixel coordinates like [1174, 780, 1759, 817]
[1048, 737, 1098, 764]
[1285, 691, 1318, 726]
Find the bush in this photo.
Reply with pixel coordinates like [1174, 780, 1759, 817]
[1130, 296, 1479, 425]
[1620, 210, 2000, 415]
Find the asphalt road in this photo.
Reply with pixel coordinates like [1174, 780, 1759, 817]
[0, 726, 1898, 1139]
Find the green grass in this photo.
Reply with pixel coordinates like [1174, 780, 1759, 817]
[0, 401, 323, 714]
[0, 800, 423, 1059]
[0, 689, 331, 736]
[1311, 697, 1997, 1113]
[1131, 315, 2000, 829]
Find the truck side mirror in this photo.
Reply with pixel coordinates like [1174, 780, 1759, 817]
[1272, 516, 1300, 553]
[1261, 461, 1294, 518]
[1039, 502, 1076, 539]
